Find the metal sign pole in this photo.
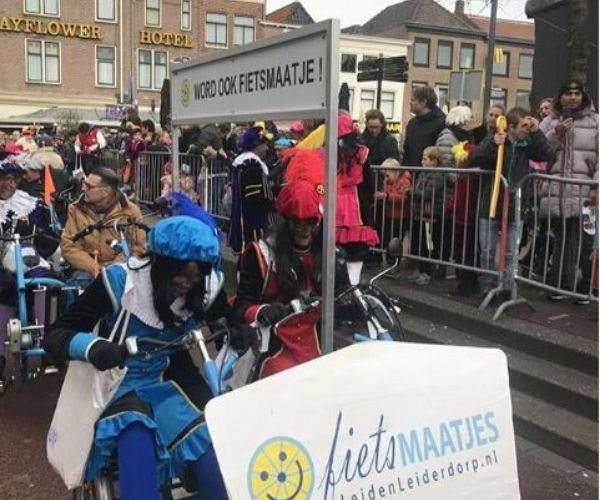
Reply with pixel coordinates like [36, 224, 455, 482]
[322, 21, 340, 354]
[171, 126, 180, 192]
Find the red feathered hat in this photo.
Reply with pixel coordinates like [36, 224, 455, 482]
[276, 149, 325, 220]
[276, 181, 324, 221]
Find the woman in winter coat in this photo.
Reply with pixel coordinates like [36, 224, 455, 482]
[540, 80, 598, 301]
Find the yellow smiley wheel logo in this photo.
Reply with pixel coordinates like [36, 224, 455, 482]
[248, 436, 314, 500]
[181, 79, 191, 108]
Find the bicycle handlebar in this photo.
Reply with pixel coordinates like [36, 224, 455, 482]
[0, 233, 36, 242]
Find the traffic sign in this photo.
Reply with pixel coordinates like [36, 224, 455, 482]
[357, 58, 380, 72]
[356, 70, 379, 82]
[383, 73, 409, 82]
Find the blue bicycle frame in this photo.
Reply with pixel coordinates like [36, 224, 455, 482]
[10, 234, 70, 377]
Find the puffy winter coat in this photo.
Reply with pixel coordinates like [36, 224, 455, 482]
[539, 107, 598, 218]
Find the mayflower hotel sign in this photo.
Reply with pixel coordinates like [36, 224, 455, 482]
[0, 16, 102, 39]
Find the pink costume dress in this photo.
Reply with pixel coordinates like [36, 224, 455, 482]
[335, 145, 379, 246]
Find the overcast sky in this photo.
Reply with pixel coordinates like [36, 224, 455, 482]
[265, 0, 530, 29]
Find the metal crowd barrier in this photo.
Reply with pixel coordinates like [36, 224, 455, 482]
[497, 173, 599, 316]
[131, 151, 230, 222]
[371, 165, 515, 317]
[371, 165, 598, 319]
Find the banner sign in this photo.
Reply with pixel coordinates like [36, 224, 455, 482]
[171, 23, 331, 124]
[206, 342, 520, 500]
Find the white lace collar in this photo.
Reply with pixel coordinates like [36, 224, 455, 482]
[232, 151, 269, 175]
[0, 190, 38, 225]
[121, 257, 192, 329]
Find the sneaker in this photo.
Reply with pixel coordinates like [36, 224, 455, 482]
[405, 269, 421, 282]
[414, 273, 432, 286]
[547, 293, 568, 302]
[574, 297, 591, 306]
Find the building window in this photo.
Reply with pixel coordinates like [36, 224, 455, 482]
[436, 41, 453, 69]
[516, 90, 531, 109]
[411, 81, 428, 91]
[490, 88, 507, 108]
[206, 13, 227, 46]
[181, 0, 191, 30]
[518, 54, 533, 79]
[145, 0, 161, 27]
[360, 89, 375, 118]
[26, 40, 60, 83]
[380, 91, 395, 119]
[138, 49, 167, 90]
[25, 0, 59, 16]
[341, 54, 357, 73]
[96, 46, 115, 86]
[413, 38, 430, 67]
[96, 0, 116, 21]
[234, 16, 254, 46]
[459, 43, 475, 69]
[435, 84, 449, 112]
[492, 51, 510, 77]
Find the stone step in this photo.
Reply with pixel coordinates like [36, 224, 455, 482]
[400, 314, 598, 421]
[511, 390, 598, 471]
[385, 283, 598, 377]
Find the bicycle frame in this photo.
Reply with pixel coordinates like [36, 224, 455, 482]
[7, 233, 73, 380]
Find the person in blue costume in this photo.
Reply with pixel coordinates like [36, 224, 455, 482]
[44, 214, 238, 500]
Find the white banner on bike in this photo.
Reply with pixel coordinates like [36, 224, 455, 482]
[206, 342, 520, 500]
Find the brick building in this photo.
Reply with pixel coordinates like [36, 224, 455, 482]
[0, 0, 266, 126]
[344, 0, 535, 126]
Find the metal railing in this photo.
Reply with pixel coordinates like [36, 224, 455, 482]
[371, 165, 510, 297]
[496, 173, 598, 316]
[101, 150, 598, 319]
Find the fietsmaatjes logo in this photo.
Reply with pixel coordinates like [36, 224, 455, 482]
[248, 436, 315, 500]
[181, 79, 191, 108]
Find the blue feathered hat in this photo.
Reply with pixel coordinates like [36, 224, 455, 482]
[148, 216, 220, 263]
[237, 126, 267, 152]
[168, 191, 217, 232]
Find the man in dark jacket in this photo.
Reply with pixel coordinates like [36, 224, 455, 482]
[361, 109, 400, 166]
[402, 86, 446, 167]
[469, 107, 554, 296]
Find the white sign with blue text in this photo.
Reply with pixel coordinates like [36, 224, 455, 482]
[171, 23, 330, 124]
[206, 342, 520, 500]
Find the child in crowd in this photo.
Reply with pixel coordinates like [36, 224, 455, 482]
[408, 146, 454, 285]
[375, 158, 412, 259]
[120, 126, 146, 187]
[160, 162, 198, 202]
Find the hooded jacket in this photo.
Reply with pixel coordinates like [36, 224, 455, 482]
[539, 106, 598, 218]
[402, 106, 446, 167]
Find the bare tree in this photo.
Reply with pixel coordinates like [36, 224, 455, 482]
[567, 0, 589, 83]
